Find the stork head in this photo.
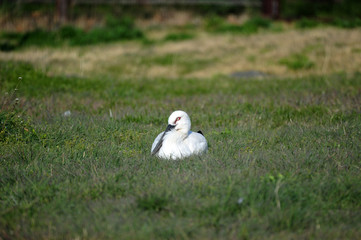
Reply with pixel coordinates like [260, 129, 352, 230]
[168, 110, 191, 134]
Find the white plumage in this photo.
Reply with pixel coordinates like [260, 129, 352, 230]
[151, 110, 208, 160]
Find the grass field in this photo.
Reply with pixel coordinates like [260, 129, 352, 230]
[1, 23, 361, 239]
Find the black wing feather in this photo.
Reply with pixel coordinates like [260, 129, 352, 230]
[151, 132, 166, 156]
[152, 124, 175, 156]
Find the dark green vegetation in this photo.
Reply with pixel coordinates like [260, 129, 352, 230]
[1, 60, 361, 239]
[2, 14, 361, 52]
[284, 0, 361, 29]
[206, 16, 273, 34]
[163, 32, 195, 42]
[295, 17, 361, 29]
[0, 17, 144, 51]
[281, 0, 361, 19]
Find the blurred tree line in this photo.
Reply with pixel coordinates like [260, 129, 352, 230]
[280, 0, 361, 19]
[0, 0, 360, 26]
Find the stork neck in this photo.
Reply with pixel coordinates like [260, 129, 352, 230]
[176, 128, 189, 138]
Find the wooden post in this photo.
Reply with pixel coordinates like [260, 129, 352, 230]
[56, 0, 72, 25]
[262, 0, 280, 19]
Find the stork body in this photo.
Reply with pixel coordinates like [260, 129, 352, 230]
[151, 111, 207, 160]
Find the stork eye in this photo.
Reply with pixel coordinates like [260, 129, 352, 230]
[174, 117, 181, 124]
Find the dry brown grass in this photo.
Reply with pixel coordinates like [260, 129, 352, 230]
[1, 27, 361, 79]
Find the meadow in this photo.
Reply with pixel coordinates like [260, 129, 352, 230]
[1, 17, 361, 239]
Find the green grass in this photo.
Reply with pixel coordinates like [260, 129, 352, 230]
[1, 61, 361, 239]
[131, 53, 215, 75]
[279, 53, 315, 70]
[163, 32, 195, 42]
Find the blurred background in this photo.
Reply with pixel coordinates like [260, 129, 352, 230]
[1, 0, 361, 50]
[1, 0, 361, 80]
